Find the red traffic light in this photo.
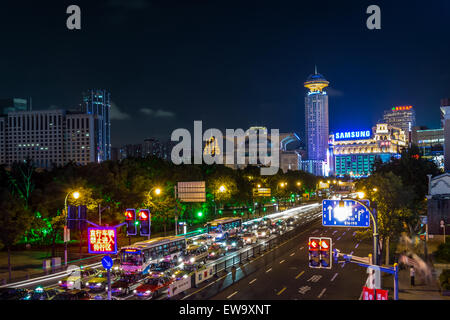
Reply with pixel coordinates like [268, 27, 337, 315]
[138, 209, 150, 221]
[320, 240, 330, 250]
[125, 211, 133, 220]
[309, 238, 320, 249]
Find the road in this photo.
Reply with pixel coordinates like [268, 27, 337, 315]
[179, 220, 372, 300]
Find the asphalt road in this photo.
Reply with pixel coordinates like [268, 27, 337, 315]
[180, 219, 373, 300]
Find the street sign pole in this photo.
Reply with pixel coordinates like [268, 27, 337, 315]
[107, 267, 111, 300]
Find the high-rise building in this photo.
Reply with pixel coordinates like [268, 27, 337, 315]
[303, 68, 329, 176]
[0, 109, 99, 168]
[382, 106, 416, 143]
[441, 98, 450, 171]
[0, 98, 32, 114]
[82, 89, 111, 162]
[330, 124, 407, 177]
[411, 126, 444, 170]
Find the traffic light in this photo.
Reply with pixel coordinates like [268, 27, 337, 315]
[78, 205, 87, 231]
[138, 209, 151, 236]
[319, 237, 332, 269]
[125, 209, 137, 236]
[67, 205, 78, 230]
[308, 237, 321, 268]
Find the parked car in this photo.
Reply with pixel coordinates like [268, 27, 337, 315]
[0, 288, 29, 300]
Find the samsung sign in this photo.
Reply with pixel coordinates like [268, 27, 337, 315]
[335, 130, 371, 140]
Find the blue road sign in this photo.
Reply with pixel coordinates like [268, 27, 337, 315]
[101, 255, 114, 270]
[322, 199, 371, 227]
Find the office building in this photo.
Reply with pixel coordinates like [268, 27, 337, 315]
[441, 98, 450, 171]
[412, 126, 444, 170]
[382, 105, 416, 143]
[0, 109, 99, 168]
[303, 68, 329, 176]
[82, 89, 111, 161]
[331, 124, 407, 177]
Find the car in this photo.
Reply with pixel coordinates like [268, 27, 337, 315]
[148, 261, 176, 276]
[271, 220, 287, 234]
[83, 270, 116, 292]
[207, 243, 226, 259]
[0, 288, 29, 300]
[22, 287, 61, 300]
[285, 217, 298, 226]
[134, 275, 173, 299]
[191, 234, 214, 246]
[241, 232, 258, 244]
[222, 236, 244, 251]
[256, 227, 271, 238]
[111, 275, 144, 296]
[53, 289, 92, 300]
[58, 267, 98, 289]
[183, 244, 208, 265]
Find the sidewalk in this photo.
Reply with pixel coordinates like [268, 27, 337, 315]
[382, 266, 450, 300]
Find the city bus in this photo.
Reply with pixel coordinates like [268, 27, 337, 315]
[119, 236, 186, 275]
[205, 217, 243, 241]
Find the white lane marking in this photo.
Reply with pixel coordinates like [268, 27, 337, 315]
[249, 278, 257, 285]
[350, 251, 354, 255]
[341, 262, 346, 268]
[355, 243, 359, 248]
[352, 231, 357, 236]
[280, 260, 285, 264]
[290, 252, 295, 257]
[318, 288, 327, 299]
[342, 231, 346, 236]
[299, 246, 304, 250]
[227, 291, 238, 299]
[337, 237, 341, 241]
[330, 273, 338, 282]
[298, 286, 311, 294]
[307, 275, 322, 283]
[266, 268, 272, 273]
[332, 230, 337, 235]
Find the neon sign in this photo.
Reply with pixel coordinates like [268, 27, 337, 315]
[88, 227, 117, 254]
[334, 130, 371, 140]
[392, 106, 412, 111]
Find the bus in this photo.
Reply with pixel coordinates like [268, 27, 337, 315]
[119, 236, 186, 275]
[206, 217, 243, 241]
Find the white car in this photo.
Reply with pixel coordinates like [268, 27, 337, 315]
[241, 232, 257, 244]
[256, 227, 271, 239]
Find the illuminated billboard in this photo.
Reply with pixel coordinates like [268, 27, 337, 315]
[334, 130, 371, 140]
[88, 227, 117, 254]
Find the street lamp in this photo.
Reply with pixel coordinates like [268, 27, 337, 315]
[64, 190, 81, 266]
[146, 187, 162, 238]
[219, 185, 226, 193]
[357, 191, 365, 199]
[373, 188, 378, 192]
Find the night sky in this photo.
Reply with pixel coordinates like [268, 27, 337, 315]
[1, 0, 449, 147]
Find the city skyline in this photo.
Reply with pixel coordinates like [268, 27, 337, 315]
[0, 1, 449, 147]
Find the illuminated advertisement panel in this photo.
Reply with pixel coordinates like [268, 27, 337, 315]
[88, 227, 117, 254]
[334, 130, 372, 141]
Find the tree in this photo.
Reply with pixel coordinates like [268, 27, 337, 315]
[0, 190, 32, 281]
[355, 172, 414, 264]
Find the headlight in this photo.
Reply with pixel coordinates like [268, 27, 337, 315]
[96, 283, 102, 287]
[178, 257, 183, 262]
[58, 281, 62, 284]
[190, 257, 195, 263]
[86, 282, 90, 286]
[211, 252, 215, 256]
[183, 274, 188, 278]
[261, 232, 266, 236]
[68, 281, 74, 285]
[145, 290, 151, 294]
[133, 290, 137, 293]
[232, 242, 236, 246]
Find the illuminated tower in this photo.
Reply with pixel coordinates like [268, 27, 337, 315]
[304, 67, 329, 164]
